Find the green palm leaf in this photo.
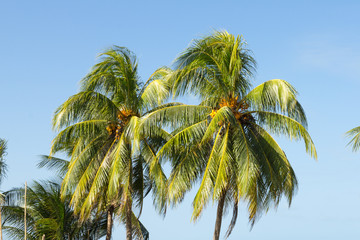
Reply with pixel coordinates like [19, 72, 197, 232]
[346, 126, 360, 151]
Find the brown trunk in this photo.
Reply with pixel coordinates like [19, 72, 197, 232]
[213, 192, 226, 240]
[125, 197, 132, 240]
[106, 206, 114, 240]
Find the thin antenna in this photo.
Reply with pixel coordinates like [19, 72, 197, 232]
[24, 181, 27, 240]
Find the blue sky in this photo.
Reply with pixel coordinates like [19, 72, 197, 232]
[1, 0, 360, 239]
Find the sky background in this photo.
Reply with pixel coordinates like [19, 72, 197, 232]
[1, 0, 360, 239]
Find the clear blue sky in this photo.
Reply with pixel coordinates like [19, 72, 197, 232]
[1, 0, 360, 239]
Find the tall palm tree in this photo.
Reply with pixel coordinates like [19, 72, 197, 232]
[346, 126, 360, 151]
[2, 181, 107, 240]
[0, 139, 8, 240]
[51, 47, 170, 240]
[139, 31, 317, 240]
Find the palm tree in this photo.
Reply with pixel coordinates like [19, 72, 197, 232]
[346, 126, 360, 151]
[51, 47, 170, 240]
[0, 139, 8, 240]
[38, 156, 150, 240]
[2, 180, 108, 240]
[139, 31, 317, 240]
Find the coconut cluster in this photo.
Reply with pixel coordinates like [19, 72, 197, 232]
[106, 109, 136, 139]
[210, 96, 253, 125]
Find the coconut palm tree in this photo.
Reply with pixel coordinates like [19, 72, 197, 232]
[139, 31, 317, 240]
[2, 180, 107, 240]
[51, 47, 170, 240]
[346, 126, 360, 151]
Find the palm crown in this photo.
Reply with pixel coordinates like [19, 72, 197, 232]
[139, 31, 317, 239]
[51, 46, 170, 239]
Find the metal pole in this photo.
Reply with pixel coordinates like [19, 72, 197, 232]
[0, 203, 3, 240]
[24, 181, 27, 240]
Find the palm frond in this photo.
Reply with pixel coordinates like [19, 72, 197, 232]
[255, 111, 317, 159]
[243, 79, 307, 126]
[53, 91, 119, 130]
[192, 127, 223, 221]
[139, 105, 211, 136]
[172, 30, 256, 100]
[140, 67, 171, 111]
[37, 155, 69, 177]
[346, 126, 360, 151]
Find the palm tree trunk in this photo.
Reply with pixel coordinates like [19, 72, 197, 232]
[213, 191, 226, 240]
[125, 196, 132, 240]
[106, 206, 114, 240]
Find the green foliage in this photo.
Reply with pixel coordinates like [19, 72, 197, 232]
[2, 181, 107, 240]
[0, 139, 8, 184]
[47, 31, 317, 239]
[171, 30, 256, 103]
[51, 46, 171, 238]
[144, 31, 317, 238]
[38, 156, 150, 240]
[346, 126, 360, 151]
